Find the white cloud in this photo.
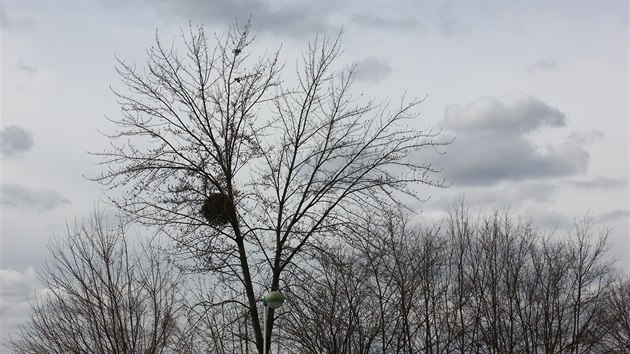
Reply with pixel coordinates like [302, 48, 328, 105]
[0, 267, 38, 342]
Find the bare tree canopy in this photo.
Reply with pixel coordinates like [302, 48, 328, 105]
[279, 207, 628, 354]
[7, 211, 181, 354]
[91, 20, 449, 353]
[8, 206, 629, 354]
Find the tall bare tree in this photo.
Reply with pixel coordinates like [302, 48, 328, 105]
[7, 211, 181, 354]
[93, 20, 448, 353]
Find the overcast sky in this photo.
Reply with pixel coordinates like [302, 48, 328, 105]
[1, 0, 628, 342]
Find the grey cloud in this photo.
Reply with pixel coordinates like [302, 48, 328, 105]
[568, 130, 603, 144]
[441, 131, 589, 187]
[0, 6, 34, 30]
[472, 181, 558, 207]
[350, 13, 422, 31]
[427, 180, 560, 212]
[523, 207, 572, 230]
[594, 209, 630, 224]
[350, 8, 465, 35]
[1, 125, 34, 158]
[17, 59, 37, 74]
[354, 57, 392, 83]
[567, 176, 627, 190]
[429, 190, 570, 230]
[438, 94, 588, 186]
[437, 13, 467, 36]
[1, 184, 70, 213]
[528, 58, 560, 72]
[443, 93, 566, 135]
[150, 1, 339, 37]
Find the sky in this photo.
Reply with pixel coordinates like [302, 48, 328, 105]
[1, 0, 628, 343]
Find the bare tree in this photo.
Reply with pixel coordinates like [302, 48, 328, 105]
[92, 20, 448, 353]
[7, 211, 181, 354]
[443, 199, 478, 353]
[598, 277, 630, 352]
[280, 246, 379, 354]
[281, 208, 451, 354]
[562, 218, 615, 353]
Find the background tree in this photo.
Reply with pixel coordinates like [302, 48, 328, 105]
[7, 211, 181, 354]
[281, 246, 379, 354]
[278, 204, 626, 354]
[93, 20, 448, 353]
[598, 277, 630, 352]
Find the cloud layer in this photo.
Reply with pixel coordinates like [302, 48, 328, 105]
[1, 184, 70, 213]
[1, 125, 34, 158]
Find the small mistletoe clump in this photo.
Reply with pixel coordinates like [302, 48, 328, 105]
[201, 193, 234, 225]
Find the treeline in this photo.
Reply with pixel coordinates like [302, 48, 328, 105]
[8, 206, 629, 353]
[277, 205, 629, 354]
